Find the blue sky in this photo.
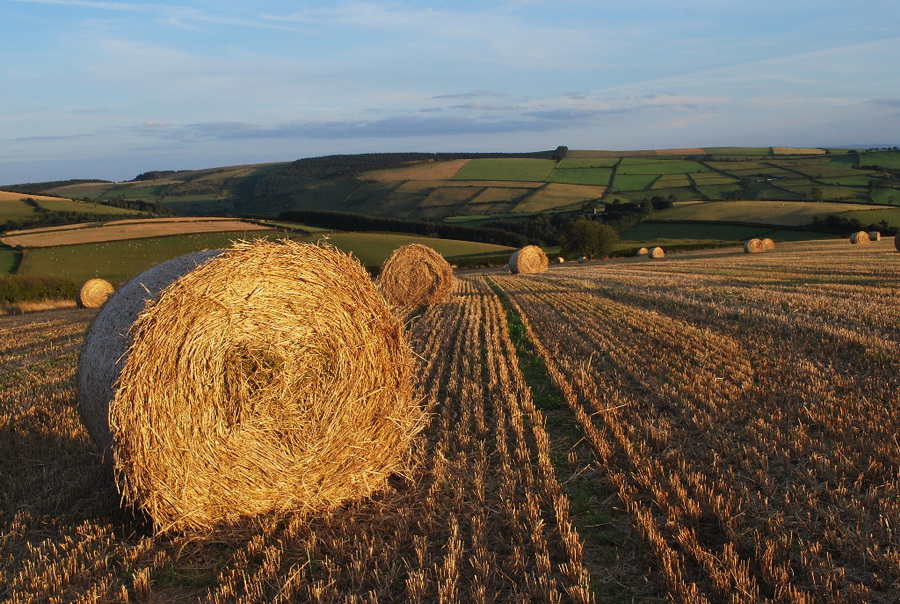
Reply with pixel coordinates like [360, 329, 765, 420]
[2, 0, 899, 184]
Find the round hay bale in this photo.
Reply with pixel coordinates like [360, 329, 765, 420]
[77, 278, 115, 309]
[761, 238, 776, 251]
[743, 238, 764, 254]
[77, 240, 423, 533]
[647, 246, 665, 259]
[868, 231, 882, 242]
[637, 247, 649, 256]
[376, 243, 453, 309]
[850, 231, 870, 244]
[577, 256, 587, 264]
[557, 256, 565, 264]
[895, 232, 900, 252]
[507, 245, 548, 274]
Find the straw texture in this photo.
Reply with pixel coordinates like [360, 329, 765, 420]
[850, 231, 870, 244]
[507, 245, 548, 274]
[377, 244, 453, 309]
[77, 278, 114, 309]
[761, 238, 776, 251]
[744, 239, 764, 254]
[77, 240, 422, 533]
[647, 247, 665, 259]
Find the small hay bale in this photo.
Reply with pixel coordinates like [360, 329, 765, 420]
[850, 231, 870, 244]
[577, 256, 587, 264]
[895, 232, 900, 252]
[376, 243, 454, 309]
[557, 256, 565, 264]
[507, 245, 548, 274]
[647, 246, 665, 259]
[761, 238, 776, 251]
[77, 278, 114, 309]
[868, 231, 882, 242]
[743, 238, 764, 254]
[77, 240, 423, 533]
[637, 247, 649, 255]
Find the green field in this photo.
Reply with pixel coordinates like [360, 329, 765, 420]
[453, 159, 556, 182]
[0, 248, 19, 273]
[33, 198, 140, 215]
[0, 199, 36, 221]
[548, 168, 613, 186]
[837, 207, 900, 228]
[556, 157, 620, 169]
[512, 183, 604, 213]
[611, 173, 659, 192]
[870, 189, 900, 205]
[17, 231, 514, 282]
[617, 159, 710, 175]
[653, 200, 885, 226]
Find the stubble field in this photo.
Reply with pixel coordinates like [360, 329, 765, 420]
[0, 239, 897, 602]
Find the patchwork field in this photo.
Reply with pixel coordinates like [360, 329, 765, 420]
[1, 239, 897, 602]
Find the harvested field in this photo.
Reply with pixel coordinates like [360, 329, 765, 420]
[2, 239, 898, 602]
[1, 218, 274, 248]
[361, 159, 469, 181]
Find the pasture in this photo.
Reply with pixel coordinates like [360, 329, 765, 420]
[651, 200, 890, 226]
[1, 239, 897, 602]
[14, 230, 514, 282]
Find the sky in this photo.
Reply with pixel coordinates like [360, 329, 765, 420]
[1, 0, 899, 184]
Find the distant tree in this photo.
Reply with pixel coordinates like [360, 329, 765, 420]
[562, 219, 618, 259]
[552, 146, 569, 161]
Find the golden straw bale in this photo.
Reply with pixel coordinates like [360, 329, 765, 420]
[743, 238, 764, 254]
[850, 231, 870, 244]
[506, 245, 548, 274]
[637, 247, 649, 255]
[376, 243, 454, 309]
[557, 256, 565, 264]
[647, 246, 665, 259]
[77, 240, 423, 533]
[761, 238, 776, 251]
[77, 278, 114, 309]
[868, 231, 882, 242]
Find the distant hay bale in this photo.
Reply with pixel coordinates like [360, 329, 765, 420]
[557, 256, 565, 264]
[647, 246, 665, 259]
[743, 238, 764, 254]
[376, 243, 453, 309]
[577, 256, 587, 264]
[850, 231, 870, 244]
[637, 247, 649, 255]
[868, 231, 882, 242]
[77, 278, 114, 309]
[895, 232, 900, 252]
[761, 238, 776, 251]
[506, 245, 548, 274]
[77, 240, 423, 533]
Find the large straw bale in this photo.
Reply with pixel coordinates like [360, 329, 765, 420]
[868, 231, 882, 242]
[506, 245, 548, 274]
[377, 243, 453, 309]
[743, 238, 764, 254]
[850, 231, 870, 244]
[761, 238, 776, 251]
[77, 278, 114, 308]
[647, 246, 665, 259]
[77, 240, 423, 533]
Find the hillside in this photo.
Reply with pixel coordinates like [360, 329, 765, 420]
[8, 148, 899, 221]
